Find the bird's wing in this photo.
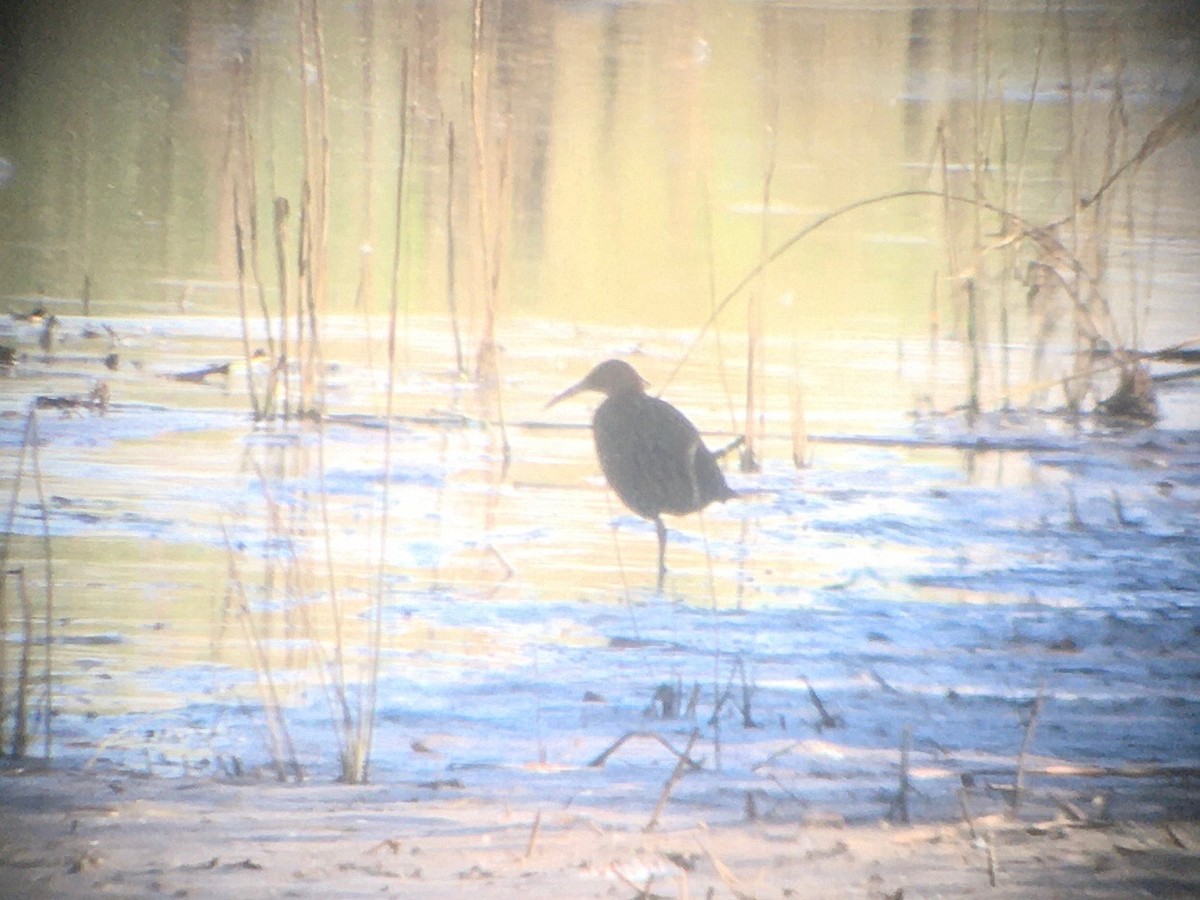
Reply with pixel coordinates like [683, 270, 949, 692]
[594, 396, 728, 518]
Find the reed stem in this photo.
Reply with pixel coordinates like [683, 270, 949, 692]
[446, 122, 465, 375]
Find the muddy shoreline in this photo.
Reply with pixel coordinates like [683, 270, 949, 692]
[2, 764, 1198, 898]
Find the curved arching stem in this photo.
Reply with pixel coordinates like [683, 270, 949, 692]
[658, 187, 1111, 396]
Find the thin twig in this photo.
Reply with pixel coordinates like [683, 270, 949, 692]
[587, 730, 703, 770]
[232, 184, 262, 420]
[1081, 94, 1200, 210]
[659, 160, 1178, 397]
[696, 829, 756, 900]
[888, 725, 912, 824]
[959, 778, 978, 840]
[609, 864, 660, 900]
[352, 1, 377, 374]
[272, 197, 291, 419]
[970, 761, 1200, 780]
[710, 657, 748, 725]
[752, 740, 804, 771]
[0, 411, 33, 753]
[738, 659, 757, 729]
[802, 676, 840, 729]
[220, 522, 304, 783]
[645, 729, 701, 831]
[524, 810, 542, 859]
[1011, 684, 1046, 819]
[985, 827, 998, 887]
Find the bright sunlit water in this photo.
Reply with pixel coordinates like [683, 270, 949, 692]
[1, 1, 1198, 822]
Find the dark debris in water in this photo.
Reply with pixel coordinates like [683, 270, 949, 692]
[1096, 364, 1159, 425]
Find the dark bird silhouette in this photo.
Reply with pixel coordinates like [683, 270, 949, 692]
[548, 359, 735, 591]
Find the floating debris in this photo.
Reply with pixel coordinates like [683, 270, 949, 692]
[34, 382, 109, 414]
[1096, 364, 1158, 425]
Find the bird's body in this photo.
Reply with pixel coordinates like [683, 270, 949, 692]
[548, 359, 735, 591]
[592, 390, 734, 519]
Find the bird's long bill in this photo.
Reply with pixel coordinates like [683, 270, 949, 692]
[545, 378, 587, 409]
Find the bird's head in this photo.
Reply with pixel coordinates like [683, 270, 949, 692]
[546, 359, 648, 407]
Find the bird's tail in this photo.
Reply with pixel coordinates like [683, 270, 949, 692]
[712, 434, 745, 462]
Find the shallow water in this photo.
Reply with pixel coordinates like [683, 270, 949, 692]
[1, 312, 1198, 824]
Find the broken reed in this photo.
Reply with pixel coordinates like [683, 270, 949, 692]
[0, 408, 56, 761]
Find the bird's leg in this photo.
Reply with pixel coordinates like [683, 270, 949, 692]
[655, 516, 667, 593]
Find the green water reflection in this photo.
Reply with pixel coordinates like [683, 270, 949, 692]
[2, 1, 1196, 342]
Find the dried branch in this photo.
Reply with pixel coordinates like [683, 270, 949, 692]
[645, 729, 701, 832]
[1011, 685, 1046, 819]
[803, 676, 841, 729]
[587, 731, 704, 770]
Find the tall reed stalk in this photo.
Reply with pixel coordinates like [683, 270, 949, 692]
[299, 0, 331, 420]
[219, 0, 397, 785]
[11, 567, 32, 758]
[227, 57, 282, 422]
[355, 47, 412, 786]
[743, 23, 778, 473]
[0, 408, 56, 760]
[446, 122, 465, 376]
[352, 0, 378, 376]
[226, 0, 330, 425]
[232, 184, 264, 420]
[469, 0, 512, 469]
[272, 197, 292, 418]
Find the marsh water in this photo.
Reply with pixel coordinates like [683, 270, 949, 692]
[1, 1, 1199, 823]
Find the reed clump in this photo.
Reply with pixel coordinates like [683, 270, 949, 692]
[211, 0, 539, 783]
[215, 1, 411, 785]
[927, 7, 1193, 425]
[667, 10, 1193, 444]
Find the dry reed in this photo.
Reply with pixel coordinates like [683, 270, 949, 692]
[221, 523, 304, 782]
[1, 409, 58, 760]
[213, 1, 411, 785]
[445, 122, 465, 375]
[469, 0, 512, 469]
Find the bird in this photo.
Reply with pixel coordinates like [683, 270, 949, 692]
[547, 359, 736, 592]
